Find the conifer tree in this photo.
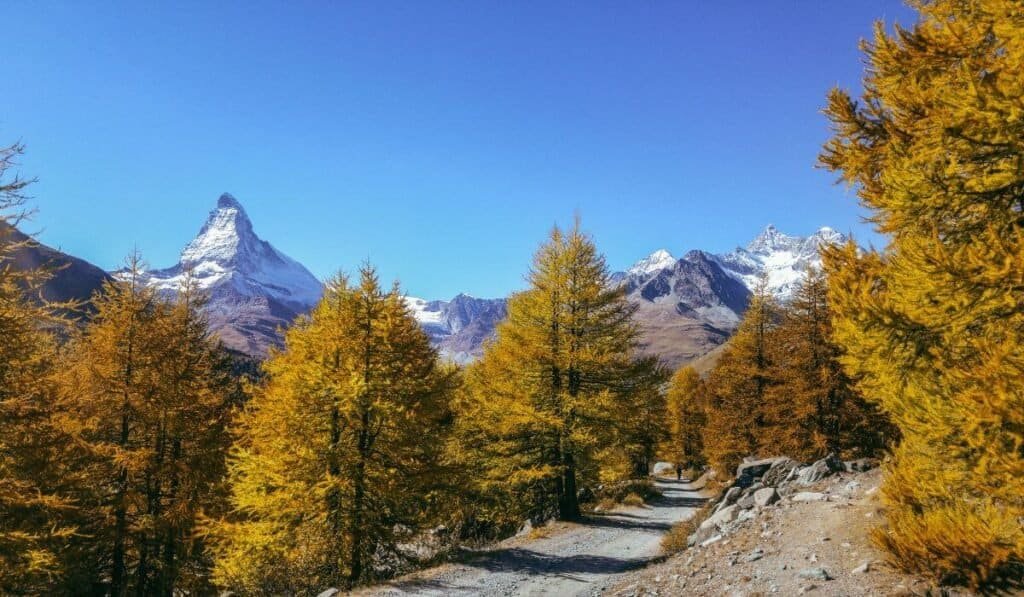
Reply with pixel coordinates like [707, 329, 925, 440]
[665, 366, 707, 471]
[459, 220, 647, 523]
[702, 278, 776, 474]
[0, 142, 77, 592]
[605, 359, 669, 480]
[56, 259, 237, 595]
[761, 268, 891, 461]
[209, 267, 453, 593]
[820, 0, 1024, 586]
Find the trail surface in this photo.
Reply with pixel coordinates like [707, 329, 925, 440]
[356, 477, 708, 597]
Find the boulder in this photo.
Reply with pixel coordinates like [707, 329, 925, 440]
[735, 457, 789, 488]
[703, 504, 738, 529]
[797, 454, 844, 485]
[753, 487, 779, 507]
[721, 486, 742, 507]
[761, 457, 801, 487]
[737, 494, 756, 510]
[317, 590, 340, 597]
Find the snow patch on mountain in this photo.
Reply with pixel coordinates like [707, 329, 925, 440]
[628, 249, 676, 277]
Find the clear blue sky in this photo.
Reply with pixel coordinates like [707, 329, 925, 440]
[4, 1, 913, 299]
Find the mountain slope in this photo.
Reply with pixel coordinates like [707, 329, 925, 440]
[1, 221, 110, 308]
[406, 294, 507, 363]
[624, 249, 752, 369]
[129, 193, 323, 357]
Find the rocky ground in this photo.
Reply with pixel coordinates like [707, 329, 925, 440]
[606, 459, 980, 597]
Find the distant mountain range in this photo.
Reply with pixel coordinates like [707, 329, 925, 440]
[4, 194, 847, 368]
[616, 225, 847, 368]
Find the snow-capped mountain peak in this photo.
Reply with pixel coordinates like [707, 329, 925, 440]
[715, 225, 848, 299]
[627, 249, 677, 276]
[121, 193, 324, 356]
[180, 193, 259, 267]
[746, 224, 802, 255]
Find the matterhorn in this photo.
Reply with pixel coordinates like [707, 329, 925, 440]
[129, 193, 323, 357]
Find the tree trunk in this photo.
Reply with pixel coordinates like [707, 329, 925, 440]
[111, 410, 130, 597]
[349, 411, 368, 587]
[559, 450, 580, 520]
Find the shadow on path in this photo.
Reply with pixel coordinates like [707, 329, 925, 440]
[462, 547, 653, 577]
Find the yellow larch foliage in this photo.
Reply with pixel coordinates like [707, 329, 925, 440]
[820, 0, 1024, 587]
[0, 143, 77, 593]
[702, 278, 777, 474]
[209, 266, 454, 593]
[761, 268, 893, 462]
[456, 220, 657, 524]
[55, 258, 238, 594]
[665, 366, 706, 471]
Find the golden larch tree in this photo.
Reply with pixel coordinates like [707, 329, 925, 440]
[458, 220, 651, 522]
[702, 278, 776, 474]
[209, 266, 454, 593]
[0, 142, 77, 592]
[820, 0, 1024, 587]
[761, 268, 892, 461]
[56, 259, 237, 595]
[665, 366, 707, 471]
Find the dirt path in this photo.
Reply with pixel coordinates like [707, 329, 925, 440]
[356, 478, 708, 597]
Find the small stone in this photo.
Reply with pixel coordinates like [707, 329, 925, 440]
[852, 561, 872, 574]
[316, 590, 340, 597]
[792, 492, 827, 502]
[798, 567, 833, 581]
[744, 547, 765, 562]
[841, 542, 852, 548]
[798, 584, 818, 594]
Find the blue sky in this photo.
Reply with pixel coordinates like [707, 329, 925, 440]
[4, 1, 913, 299]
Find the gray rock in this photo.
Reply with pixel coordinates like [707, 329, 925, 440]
[761, 457, 801, 487]
[792, 492, 827, 502]
[702, 504, 738, 529]
[797, 454, 844, 485]
[737, 495, 756, 510]
[852, 561, 872, 574]
[844, 457, 879, 472]
[744, 547, 765, 562]
[735, 457, 789, 487]
[317, 590, 340, 597]
[754, 487, 780, 507]
[798, 567, 833, 581]
[721, 486, 742, 506]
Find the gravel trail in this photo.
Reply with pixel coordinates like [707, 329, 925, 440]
[356, 478, 708, 597]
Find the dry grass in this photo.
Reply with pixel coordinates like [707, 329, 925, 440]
[660, 500, 714, 556]
[660, 520, 693, 555]
[622, 492, 645, 507]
